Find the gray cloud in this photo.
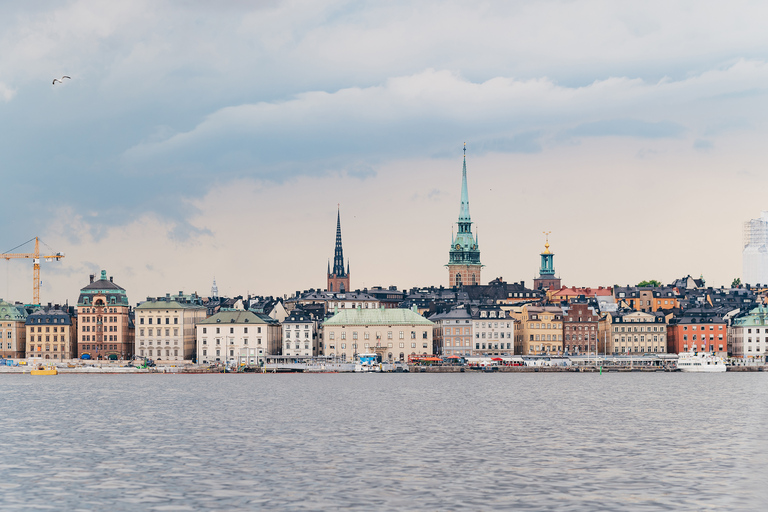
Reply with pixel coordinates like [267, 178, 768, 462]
[568, 119, 685, 139]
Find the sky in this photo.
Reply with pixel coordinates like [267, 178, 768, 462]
[1, 0, 768, 305]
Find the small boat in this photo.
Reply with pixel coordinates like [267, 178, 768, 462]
[677, 352, 726, 373]
[31, 364, 58, 376]
[354, 353, 382, 373]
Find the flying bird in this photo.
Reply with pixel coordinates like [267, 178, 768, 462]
[52, 76, 71, 85]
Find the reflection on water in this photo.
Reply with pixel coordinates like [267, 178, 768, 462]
[0, 373, 765, 510]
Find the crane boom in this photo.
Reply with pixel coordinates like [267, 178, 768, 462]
[1, 237, 65, 305]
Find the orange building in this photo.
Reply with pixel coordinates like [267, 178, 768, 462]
[548, 286, 613, 304]
[667, 310, 727, 355]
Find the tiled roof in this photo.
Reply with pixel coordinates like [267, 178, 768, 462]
[323, 308, 433, 326]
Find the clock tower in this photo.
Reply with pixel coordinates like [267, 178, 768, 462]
[447, 144, 482, 288]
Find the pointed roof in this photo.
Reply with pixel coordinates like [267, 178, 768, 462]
[331, 206, 347, 277]
[459, 143, 471, 222]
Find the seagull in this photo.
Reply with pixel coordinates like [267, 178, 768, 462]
[52, 76, 71, 85]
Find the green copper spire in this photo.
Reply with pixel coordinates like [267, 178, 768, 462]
[459, 143, 470, 222]
[448, 143, 481, 266]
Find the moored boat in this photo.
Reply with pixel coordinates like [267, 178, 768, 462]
[30, 364, 58, 376]
[676, 352, 726, 373]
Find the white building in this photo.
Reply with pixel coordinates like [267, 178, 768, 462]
[743, 211, 768, 286]
[135, 293, 207, 361]
[282, 308, 319, 358]
[729, 304, 768, 360]
[196, 311, 281, 365]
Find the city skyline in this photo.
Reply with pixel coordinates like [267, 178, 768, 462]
[1, 1, 767, 303]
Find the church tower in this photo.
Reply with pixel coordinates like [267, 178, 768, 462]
[447, 144, 482, 288]
[533, 232, 561, 290]
[327, 207, 350, 293]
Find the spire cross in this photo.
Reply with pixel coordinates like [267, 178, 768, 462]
[463, 142, 466, 156]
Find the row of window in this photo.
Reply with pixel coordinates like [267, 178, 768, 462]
[682, 325, 723, 331]
[200, 338, 263, 345]
[528, 323, 562, 329]
[328, 331, 428, 340]
[139, 328, 178, 337]
[613, 326, 664, 332]
[328, 342, 428, 350]
[28, 326, 66, 333]
[30, 318, 67, 324]
[139, 317, 179, 325]
[529, 334, 563, 341]
[682, 334, 722, 341]
[475, 343, 512, 350]
[30, 335, 65, 342]
[201, 327, 261, 334]
[80, 335, 119, 342]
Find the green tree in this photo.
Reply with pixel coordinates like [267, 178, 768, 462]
[731, 277, 741, 287]
[637, 280, 661, 287]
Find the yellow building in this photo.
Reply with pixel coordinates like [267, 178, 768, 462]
[511, 305, 564, 355]
[25, 305, 77, 360]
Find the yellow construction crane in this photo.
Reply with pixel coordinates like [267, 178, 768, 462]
[2, 237, 65, 305]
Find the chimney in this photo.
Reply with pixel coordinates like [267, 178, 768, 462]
[89, 274, 94, 283]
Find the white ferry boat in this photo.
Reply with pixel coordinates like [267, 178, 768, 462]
[354, 353, 382, 373]
[676, 352, 726, 373]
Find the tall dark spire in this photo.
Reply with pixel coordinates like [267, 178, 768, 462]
[333, 206, 347, 277]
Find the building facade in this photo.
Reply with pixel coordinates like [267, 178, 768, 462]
[729, 305, 768, 360]
[0, 299, 27, 359]
[327, 208, 351, 293]
[76, 270, 133, 361]
[667, 312, 727, 355]
[562, 301, 599, 355]
[447, 145, 482, 288]
[471, 305, 514, 356]
[322, 307, 434, 362]
[196, 311, 281, 365]
[135, 293, 207, 361]
[431, 307, 473, 357]
[290, 290, 380, 314]
[599, 310, 667, 355]
[25, 305, 77, 360]
[512, 305, 564, 355]
[282, 308, 319, 358]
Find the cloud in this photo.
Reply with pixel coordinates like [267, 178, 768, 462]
[0, 82, 15, 101]
[693, 138, 714, 150]
[568, 119, 685, 139]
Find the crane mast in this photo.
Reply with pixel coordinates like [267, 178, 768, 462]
[1, 237, 65, 305]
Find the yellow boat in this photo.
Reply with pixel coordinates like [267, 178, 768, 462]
[31, 365, 58, 376]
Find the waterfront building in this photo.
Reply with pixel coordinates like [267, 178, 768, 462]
[196, 310, 281, 365]
[599, 310, 667, 355]
[667, 309, 727, 355]
[613, 286, 680, 312]
[321, 307, 434, 362]
[134, 292, 207, 361]
[25, 305, 77, 360]
[533, 234, 561, 291]
[470, 305, 514, 356]
[327, 208, 350, 293]
[742, 211, 768, 286]
[430, 306, 472, 356]
[76, 270, 133, 360]
[562, 301, 599, 355]
[282, 308, 319, 358]
[729, 305, 768, 360]
[0, 299, 27, 359]
[289, 289, 380, 314]
[512, 304, 564, 355]
[446, 145, 482, 288]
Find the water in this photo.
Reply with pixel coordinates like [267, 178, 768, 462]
[0, 373, 765, 511]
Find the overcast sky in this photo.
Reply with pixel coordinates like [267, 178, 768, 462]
[1, 0, 767, 305]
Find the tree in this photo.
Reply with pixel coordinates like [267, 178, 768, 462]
[637, 280, 661, 287]
[732, 277, 741, 287]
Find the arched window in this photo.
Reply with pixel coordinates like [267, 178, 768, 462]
[471, 274, 476, 285]
[455, 273, 462, 287]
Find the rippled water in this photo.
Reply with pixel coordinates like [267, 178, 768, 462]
[0, 373, 765, 511]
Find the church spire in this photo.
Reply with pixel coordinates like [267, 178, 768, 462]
[328, 206, 351, 293]
[459, 142, 471, 222]
[333, 206, 346, 277]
